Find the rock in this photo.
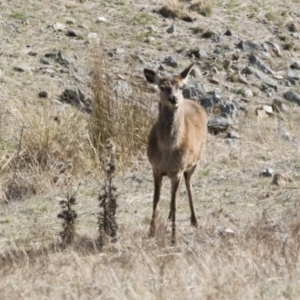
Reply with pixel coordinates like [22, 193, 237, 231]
[287, 68, 300, 80]
[213, 47, 222, 55]
[224, 228, 235, 235]
[291, 33, 300, 39]
[208, 116, 233, 133]
[96, 17, 107, 23]
[189, 66, 202, 79]
[59, 89, 91, 113]
[115, 47, 125, 55]
[243, 89, 253, 98]
[255, 108, 269, 118]
[213, 34, 224, 43]
[182, 82, 206, 100]
[188, 48, 208, 59]
[114, 80, 132, 99]
[88, 32, 99, 40]
[237, 40, 263, 52]
[255, 105, 273, 117]
[262, 105, 273, 114]
[265, 42, 282, 57]
[243, 66, 277, 90]
[199, 91, 244, 118]
[166, 24, 175, 33]
[162, 56, 178, 68]
[45, 50, 70, 67]
[224, 29, 240, 40]
[272, 173, 293, 186]
[158, 64, 165, 71]
[148, 25, 157, 32]
[53, 23, 65, 31]
[290, 61, 300, 70]
[219, 101, 243, 118]
[66, 29, 78, 37]
[259, 168, 273, 177]
[14, 64, 31, 72]
[283, 90, 300, 105]
[40, 57, 51, 65]
[249, 54, 274, 75]
[38, 91, 49, 98]
[238, 71, 249, 85]
[226, 130, 240, 139]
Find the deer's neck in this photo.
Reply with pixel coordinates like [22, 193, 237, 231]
[157, 104, 184, 148]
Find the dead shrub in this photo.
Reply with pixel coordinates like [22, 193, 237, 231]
[98, 139, 118, 246]
[57, 182, 79, 246]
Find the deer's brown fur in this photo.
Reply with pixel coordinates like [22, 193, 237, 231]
[144, 63, 207, 244]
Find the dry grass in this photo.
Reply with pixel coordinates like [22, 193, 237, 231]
[89, 48, 154, 169]
[1, 209, 300, 299]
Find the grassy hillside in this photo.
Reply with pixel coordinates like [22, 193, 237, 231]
[1, 0, 300, 298]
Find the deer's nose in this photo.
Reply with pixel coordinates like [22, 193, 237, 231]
[169, 95, 177, 103]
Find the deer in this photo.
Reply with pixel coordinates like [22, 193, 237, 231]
[144, 63, 207, 245]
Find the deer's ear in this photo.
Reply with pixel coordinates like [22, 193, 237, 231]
[180, 63, 194, 84]
[144, 69, 161, 85]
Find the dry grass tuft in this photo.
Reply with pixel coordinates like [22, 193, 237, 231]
[89, 48, 154, 169]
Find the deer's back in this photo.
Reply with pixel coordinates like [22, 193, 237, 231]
[148, 100, 207, 176]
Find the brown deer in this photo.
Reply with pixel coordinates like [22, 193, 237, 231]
[144, 63, 207, 244]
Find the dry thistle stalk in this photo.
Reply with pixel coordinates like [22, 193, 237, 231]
[57, 182, 79, 245]
[98, 138, 118, 244]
